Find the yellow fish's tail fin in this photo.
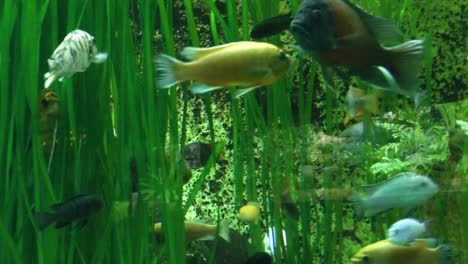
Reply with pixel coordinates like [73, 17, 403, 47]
[363, 94, 380, 115]
[44, 72, 58, 89]
[154, 54, 183, 88]
[217, 219, 230, 243]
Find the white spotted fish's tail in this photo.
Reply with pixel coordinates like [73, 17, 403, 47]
[154, 54, 184, 88]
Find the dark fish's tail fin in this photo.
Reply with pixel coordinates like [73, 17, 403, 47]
[438, 244, 451, 264]
[34, 212, 55, 230]
[383, 39, 425, 98]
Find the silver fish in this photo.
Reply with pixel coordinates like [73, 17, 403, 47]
[387, 218, 428, 245]
[44, 29, 108, 88]
[353, 172, 439, 218]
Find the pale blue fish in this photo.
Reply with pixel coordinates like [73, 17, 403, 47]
[353, 172, 439, 218]
[387, 218, 428, 245]
[44, 29, 108, 88]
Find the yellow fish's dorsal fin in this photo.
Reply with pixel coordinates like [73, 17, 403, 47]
[180, 41, 253, 61]
[246, 201, 261, 208]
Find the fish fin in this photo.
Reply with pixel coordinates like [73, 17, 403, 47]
[180, 42, 250, 61]
[351, 193, 365, 219]
[363, 94, 379, 114]
[91, 52, 108, 63]
[74, 219, 88, 230]
[34, 212, 55, 230]
[250, 12, 292, 39]
[413, 238, 438, 248]
[154, 54, 183, 88]
[217, 219, 231, 242]
[382, 39, 425, 98]
[191, 83, 224, 94]
[55, 220, 71, 229]
[438, 244, 452, 264]
[233, 86, 261, 98]
[362, 172, 412, 195]
[44, 72, 58, 89]
[342, 0, 403, 44]
[197, 234, 216, 241]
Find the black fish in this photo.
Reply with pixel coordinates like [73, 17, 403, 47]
[245, 252, 273, 264]
[290, 0, 425, 98]
[250, 12, 292, 39]
[34, 194, 103, 230]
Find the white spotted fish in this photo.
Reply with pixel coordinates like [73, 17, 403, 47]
[44, 29, 108, 88]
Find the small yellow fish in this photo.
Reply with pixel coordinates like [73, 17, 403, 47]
[153, 220, 230, 242]
[238, 202, 261, 224]
[344, 86, 379, 125]
[39, 90, 60, 156]
[351, 239, 451, 264]
[155, 41, 292, 97]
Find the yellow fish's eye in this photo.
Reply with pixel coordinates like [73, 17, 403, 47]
[362, 256, 370, 263]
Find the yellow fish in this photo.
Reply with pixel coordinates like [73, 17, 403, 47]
[238, 202, 261, 224]
[351, 239, 451, 264]
[153, 220, 230, 242]
[155, 41, 292, 97]
[344, 86, 379, 125]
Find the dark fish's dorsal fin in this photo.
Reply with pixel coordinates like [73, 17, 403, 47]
[55, 220, 71, 229]
[51, 194, 90, 210]
[342, 0, 403, 45]
[362, 172, 411, 195]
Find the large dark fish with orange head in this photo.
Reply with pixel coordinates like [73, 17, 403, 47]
[289, 0, 425, 98]
[250, 0, 425, 98]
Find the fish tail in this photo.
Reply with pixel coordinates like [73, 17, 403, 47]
[351, 193, 365, 219]
[438, 244, 451, 264]
[44, 72, 59, 89]
[384, 39, 425, 97]
[363, 94, 379, 114]
[154, 54, 183, 89]
[34, 212, 55, 230]
[217, 219, 231, 242]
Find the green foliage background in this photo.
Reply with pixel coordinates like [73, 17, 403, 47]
[0, 0, 466, 263]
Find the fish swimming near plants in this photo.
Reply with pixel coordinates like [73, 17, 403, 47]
[251, 0, 424, 97]
[289, 0, 425, 97]
[245, 252, 273, 264]
[352, 172, 439, 218]
[154, 41, 293, 98]
[238, 202, 261, 224]
[351, 239, 451, 264]
[344, 86, 379, 124]
[153, 220, 230, 242]
[44, 29, 108, 88]
[250, 12, 293, 39]
[34, 194, 104, 230]
[387, 218, 429, 245]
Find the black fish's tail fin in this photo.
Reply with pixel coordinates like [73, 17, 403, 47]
[34, 212, 55, 230]
[383, 39, 425, 98]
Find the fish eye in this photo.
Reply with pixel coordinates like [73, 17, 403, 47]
[41, 98, 49, 108]
[278, 51, 287, 61]
[362, 256, 370, 263]
[311, 9, 321, 21]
